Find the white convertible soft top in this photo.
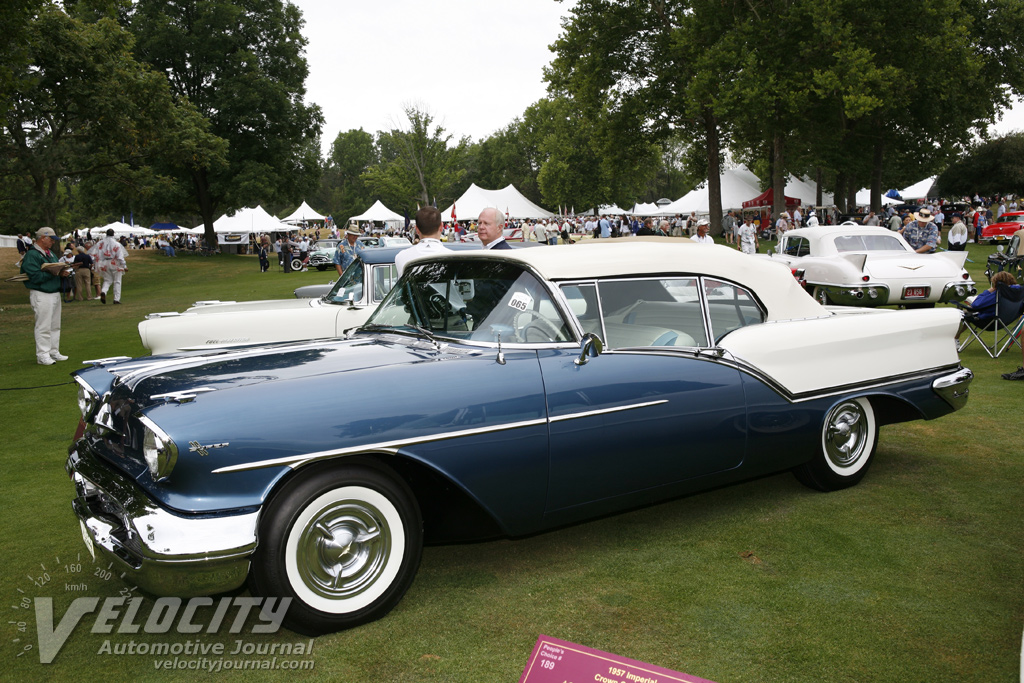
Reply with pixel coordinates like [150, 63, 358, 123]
[430, 240, 826, 322]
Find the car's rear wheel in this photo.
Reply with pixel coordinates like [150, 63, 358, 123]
[249, 463, 422, 635]
[794, 397, 877, 491]
[812, 287, 831, 305]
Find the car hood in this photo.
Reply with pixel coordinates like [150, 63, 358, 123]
[100, 336, 448, 408]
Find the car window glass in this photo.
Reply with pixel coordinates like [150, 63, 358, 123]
[594, 278, 708, 348]
[834, 234, 907, 252]
[784, 237, 810, 257]
[369, 260, 571, 343]
[560, 284, 601, 337]
[324, 260, 364, 304]
[371, 264, 397, 302]
[703, 279, 765, 343]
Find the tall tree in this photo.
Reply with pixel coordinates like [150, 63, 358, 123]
[362, 106, 469, 213]
[0, 3, 211, 232]
[316, 128, 376, 223]
[130, 0, 323, 246]
[935, 132, 1024, 197]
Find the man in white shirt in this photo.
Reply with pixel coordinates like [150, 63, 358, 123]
[395, 207, 450, 276]
[691, 219, 714, 244]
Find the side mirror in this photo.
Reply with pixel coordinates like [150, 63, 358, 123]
[575, 333, 604, 366]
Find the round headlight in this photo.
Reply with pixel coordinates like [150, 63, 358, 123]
[140, 417, 178, 481]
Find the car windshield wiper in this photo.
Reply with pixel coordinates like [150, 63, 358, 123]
[357, 323, 440, 347]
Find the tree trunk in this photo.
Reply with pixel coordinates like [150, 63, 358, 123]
[704, 109, 722, 236]
[191, 168, 217, 249]
[835, 171, 847, 213]
[772, 132, 785, 221]
[870, 126, 884, 214]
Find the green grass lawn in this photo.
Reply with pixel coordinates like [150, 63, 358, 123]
[0, 243, 1020, 682]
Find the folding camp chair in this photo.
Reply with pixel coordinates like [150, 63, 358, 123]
[985, 234, 1022, 282]
[956, 283, 1024, 358]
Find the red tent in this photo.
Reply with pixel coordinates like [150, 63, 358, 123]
[742, 188, 801, 209]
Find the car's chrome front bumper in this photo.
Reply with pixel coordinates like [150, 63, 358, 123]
[66, 444, 258, 597]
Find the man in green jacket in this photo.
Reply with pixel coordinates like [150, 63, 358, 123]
[20, 227, 70, 365]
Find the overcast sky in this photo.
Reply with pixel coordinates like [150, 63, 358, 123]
[291, 0, 575, 150]
[290, 0, 1024, 152]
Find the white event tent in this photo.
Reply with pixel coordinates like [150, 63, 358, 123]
[854, 189, 901, 207]
[629, 202, 661, 216]
[898, 176, 938, 201]
[784, 176, 835, 207]
[442, 184, 554, 221]
[191, 206, 291, 251]
[281, 201, 326, 224]
[347, 200, 405, 231]
[656, 166, 762, 215]
[67, 222, 155, 241]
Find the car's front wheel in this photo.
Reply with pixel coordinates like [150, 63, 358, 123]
[249, 463, 423, 635]
[290, 257, 304, 271]
[316, 265, 328, 271]
[794, 397, 877, 491]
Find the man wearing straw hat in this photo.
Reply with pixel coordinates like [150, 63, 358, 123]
[900, 208, 940, 253]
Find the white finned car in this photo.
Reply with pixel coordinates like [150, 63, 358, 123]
[767, 225, 976, 306]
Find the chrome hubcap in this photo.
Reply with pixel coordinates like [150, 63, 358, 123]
[825, 402, 867, 468]
[295, 500, 391, 601]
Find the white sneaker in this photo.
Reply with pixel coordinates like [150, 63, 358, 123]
[50, 353, 69, 361]
[38, 356, 55, 366]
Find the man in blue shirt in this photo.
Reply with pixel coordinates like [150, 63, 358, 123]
[900, 208, 940, 253]
[599, 215, 611, 238]
[333, 224, 365, 276]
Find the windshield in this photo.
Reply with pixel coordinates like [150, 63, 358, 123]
[324, 260, 363, 304]
[833, 234, 908, 253]
[367, 259, 572, 343]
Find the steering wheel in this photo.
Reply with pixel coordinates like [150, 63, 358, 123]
[515, 310, 562, 342]
[425, 292, 450, 319]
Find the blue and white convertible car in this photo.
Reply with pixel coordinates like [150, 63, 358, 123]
[67, 242, 972, 635]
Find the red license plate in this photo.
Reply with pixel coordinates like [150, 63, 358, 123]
[903, 286, 929, 299]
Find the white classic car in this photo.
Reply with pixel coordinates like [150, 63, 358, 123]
[138, 248, 402, 355]
[767, 225, 976, 306]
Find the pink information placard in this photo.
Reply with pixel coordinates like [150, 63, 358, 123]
[519, 634, 717, 683]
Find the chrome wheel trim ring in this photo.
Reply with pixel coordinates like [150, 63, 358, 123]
[823, 400, 870, 473]
[284, 486, 405, 613]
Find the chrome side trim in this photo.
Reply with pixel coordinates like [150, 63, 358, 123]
[213, 399, 671, 474]
[212, 417, 548, 473]
[548, 399, 668, 422]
